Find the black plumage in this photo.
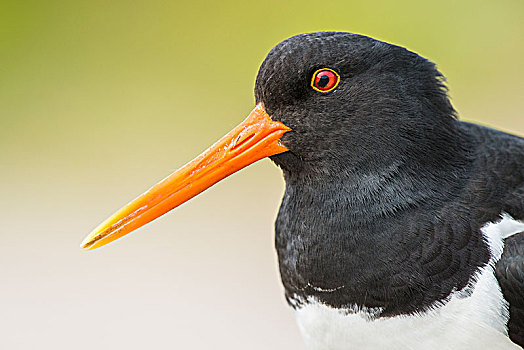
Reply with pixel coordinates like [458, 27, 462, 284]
[497, 232, 524, 345]
[252, 32, 524, 345]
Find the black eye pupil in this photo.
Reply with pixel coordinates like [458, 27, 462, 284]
[317, 74, 330, 88]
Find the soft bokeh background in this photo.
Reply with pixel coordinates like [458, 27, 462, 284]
[1, 0, 523, 349]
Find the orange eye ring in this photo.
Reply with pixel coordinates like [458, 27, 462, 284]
[311, 68, 340, 93]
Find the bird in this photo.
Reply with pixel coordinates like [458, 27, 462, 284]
[81, 32, 524, 349]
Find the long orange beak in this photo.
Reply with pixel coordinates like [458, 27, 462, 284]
[81, 104, 290, 250]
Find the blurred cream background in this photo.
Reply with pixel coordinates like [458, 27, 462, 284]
[1, 0, 523, 349]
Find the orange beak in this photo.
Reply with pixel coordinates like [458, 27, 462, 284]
[81, 104, 290, 250]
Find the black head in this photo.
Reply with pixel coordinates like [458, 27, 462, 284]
[255, 32, 466, 180]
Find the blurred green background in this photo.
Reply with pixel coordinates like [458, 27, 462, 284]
[1, 0, 523, 349]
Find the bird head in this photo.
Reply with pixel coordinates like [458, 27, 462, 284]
[255, 32, 459, 177]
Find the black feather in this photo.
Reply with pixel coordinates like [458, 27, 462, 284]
[497, 233, 524, 346]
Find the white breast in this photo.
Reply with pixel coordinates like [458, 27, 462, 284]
[294, 214, 524, 350]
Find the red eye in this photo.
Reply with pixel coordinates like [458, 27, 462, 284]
[311, 68, 340, 93]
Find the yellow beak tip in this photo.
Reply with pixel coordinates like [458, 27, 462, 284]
[80, 235, 98, 250]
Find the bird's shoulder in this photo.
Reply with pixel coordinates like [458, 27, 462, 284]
[460, 122, 524, 175]
[459, 121, 524, 221]
[460, 122, 524, 347]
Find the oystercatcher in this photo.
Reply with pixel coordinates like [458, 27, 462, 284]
[82, 32, 524, 349]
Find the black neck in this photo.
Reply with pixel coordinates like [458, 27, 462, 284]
[274, 119, 475, 224]
[272, 124, 490, 316]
